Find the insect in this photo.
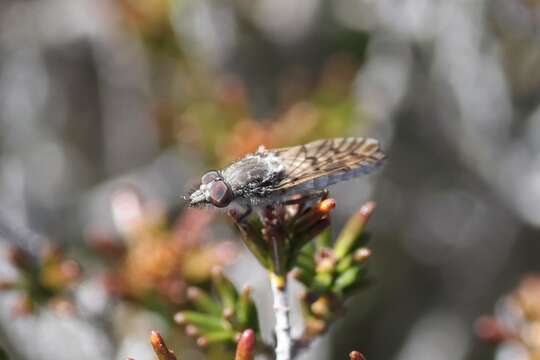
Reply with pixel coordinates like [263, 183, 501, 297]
[187, 137, 386, 215]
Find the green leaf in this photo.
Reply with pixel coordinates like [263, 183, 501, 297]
[212, 269, 238, 312]
[333, 267, 362, 293]
[335, 254, 353, 274]
[295, 252, 315, 275]
[201, 330, 236, 344]
[292, 269, 313, 287]
[235, 286, 258, 331]
[175, 311, 230, 332]
[312, 272, 333, 292]
[187, 287, 222, 316]
[316, 228, 332, 248]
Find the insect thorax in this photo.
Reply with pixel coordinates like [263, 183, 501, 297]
[222, 152, 285, 201]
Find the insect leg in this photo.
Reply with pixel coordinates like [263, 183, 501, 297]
[227, 201, 254, 223]
[281, 189, 328, 206]
[235, 203, 253, 222]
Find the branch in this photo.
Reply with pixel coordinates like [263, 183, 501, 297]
[270, 273, 292, 360]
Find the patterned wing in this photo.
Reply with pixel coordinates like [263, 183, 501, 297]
[268, 137, 386, 191]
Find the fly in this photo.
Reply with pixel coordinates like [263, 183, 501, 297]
[186, 137, 386, 215]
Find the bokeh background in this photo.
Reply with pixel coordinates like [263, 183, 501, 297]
[1, 0, 540, 359]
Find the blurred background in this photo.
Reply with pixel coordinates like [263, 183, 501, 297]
[1, 0, 540, 359]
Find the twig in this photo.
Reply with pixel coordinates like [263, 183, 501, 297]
[270, 273, 292, 360]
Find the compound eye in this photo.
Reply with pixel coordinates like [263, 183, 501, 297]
[201, 171, 220, 185]
[209, 181, 233, 208]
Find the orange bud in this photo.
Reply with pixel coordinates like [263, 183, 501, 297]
[318, 198, 336, 214]
[349, 351, 366, 360]
[150, 331, 178, 360]
[235, 329, 256, 360]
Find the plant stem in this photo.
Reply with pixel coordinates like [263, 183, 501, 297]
[270, 273, 292, 360]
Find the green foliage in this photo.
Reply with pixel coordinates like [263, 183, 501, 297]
[293, 202, 375, 340]
[174, 267, 259, 351]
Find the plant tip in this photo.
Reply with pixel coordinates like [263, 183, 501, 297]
[354, 247, 371, 262]
[235, 329, 256, 360]
[150, 330, 161, 343]
[349, 351, 366, 360]
[187, 287, 201, 300]
[359, 202, 376, 217]
[196, 336, 209, 348]
[185, 325, 199, 337]
[223, 307, 235, 319]
[173, 312, 186, 325]
[318, 198, 336, 213]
